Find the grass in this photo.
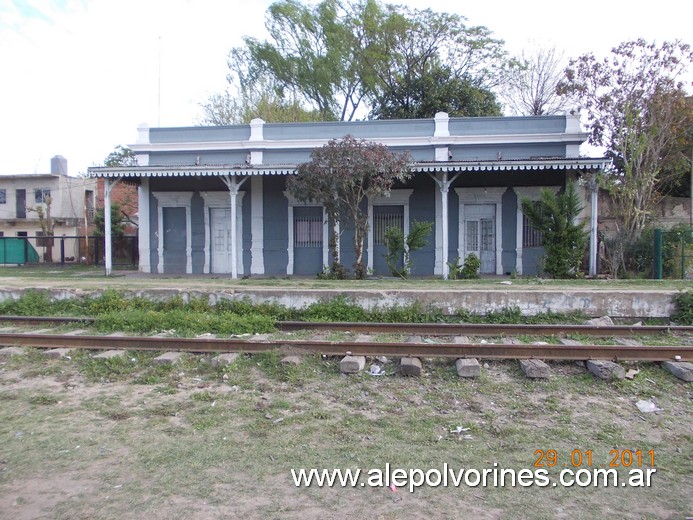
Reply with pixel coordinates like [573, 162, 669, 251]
[0, 266, 691, 290]
[1, 348, 690, 519]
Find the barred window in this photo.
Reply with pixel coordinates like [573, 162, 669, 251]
[0, 189, 5, 204]
[34, 188, 51, 203]
[522, 203, 543, 248]
[374, 206, 404, 246]
[294, 213, 323, 248]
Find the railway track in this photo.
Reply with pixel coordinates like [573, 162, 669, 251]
[2, 315, 693, 337]
[0, 331, 691, 362]
[0, 315, 691, 364]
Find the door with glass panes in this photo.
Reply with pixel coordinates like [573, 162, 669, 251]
[464, 204, 495, 274]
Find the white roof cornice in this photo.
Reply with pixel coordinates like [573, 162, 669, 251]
[130, 131, 589, 154]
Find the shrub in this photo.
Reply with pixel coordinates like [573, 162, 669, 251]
[672, 291, 693, 325]
[448, 254, 480, 279]
[521, 182, 587, 278]
[383, 220, 433, 278]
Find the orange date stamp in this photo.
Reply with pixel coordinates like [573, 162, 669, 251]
[533, 449, 655, 468]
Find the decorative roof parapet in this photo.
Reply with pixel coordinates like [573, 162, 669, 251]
[88, 157, 608, 179]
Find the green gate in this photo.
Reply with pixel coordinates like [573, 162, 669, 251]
[653, 227, 693, 279]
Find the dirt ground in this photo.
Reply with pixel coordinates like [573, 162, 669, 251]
[0, 348, 691, 520]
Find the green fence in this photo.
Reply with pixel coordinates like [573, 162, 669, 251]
[654, 227, 693, 279]
[0, 238, 40, 264]
[0, 235, 138, 267]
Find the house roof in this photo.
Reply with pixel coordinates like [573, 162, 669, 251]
[88, 157, 608, 179]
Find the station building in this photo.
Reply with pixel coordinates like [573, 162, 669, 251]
[88, 113, 606, 277]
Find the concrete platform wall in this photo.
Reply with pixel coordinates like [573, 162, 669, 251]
[0, 287, 679, 318]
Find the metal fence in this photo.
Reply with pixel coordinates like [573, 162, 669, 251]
[0, 235, 138, 267]
[654, 227, 693, 279]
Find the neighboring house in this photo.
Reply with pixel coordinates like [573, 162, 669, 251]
[0, 156, 96, 262]
[88, 113, 607, 277]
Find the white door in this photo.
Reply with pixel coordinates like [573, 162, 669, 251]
[210, 208, 242, 274]
[465, 204, 496, 274]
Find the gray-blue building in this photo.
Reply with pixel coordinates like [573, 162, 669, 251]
[89, 112, 606, 278]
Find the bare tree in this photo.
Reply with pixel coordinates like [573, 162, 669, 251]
[500, 44, 570, 116]
[558, 39, 693, 276]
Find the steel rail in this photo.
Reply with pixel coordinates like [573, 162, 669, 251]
[0, 332, 690, 362]
[277, 321, 693, 337]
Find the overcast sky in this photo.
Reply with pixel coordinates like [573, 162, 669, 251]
[1, 0, 691, 176]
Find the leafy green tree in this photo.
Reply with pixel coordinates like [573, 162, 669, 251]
[557, 39, 693, 276]
[521, 182, 587, 278]
[655, 95, 693, 197]
[214, 0, 508, 123]
[93, 203, 126, 238]
[363, 3, 507, 118]
[370, 63, 502, 119]
[198, 80, 325, 125]
[287, 135, 411, 279]
[231, 0, 365, 121]
[104, 145, 137, 167]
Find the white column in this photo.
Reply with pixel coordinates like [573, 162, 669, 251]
[429, 172, 460, 279]
[104, 180, 112, 276]
[250, 176, 264, 274]
[286, 204, 294, 275]
[138, 178, 150, 273]
[589, 178, 599, 277]
[103, 177, 121, 276]
[367, 200, 374, 273]
[221, 175, 249, 279]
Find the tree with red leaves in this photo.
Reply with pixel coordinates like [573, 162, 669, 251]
[288, 135, 411, 279]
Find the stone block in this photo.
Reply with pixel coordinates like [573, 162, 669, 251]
[93, 350, 127, 359]
[63, 329, 88, 336]
[584, 316, 614, 327]
[452, 336, 470, 344]
[455, 358, 480, 378]
[281, 355, 302, 366]
[586, 360, 626, 380]
[616, 338, 642, 347]
[559, 338, 583, 346]
[519, 359, 551, 379]
[43, 348, 73, 359]
[211, 353, 239, 367]
[153, 352, 184, 365]
[0, 346, 26, 358]
[661, 361, 693, 382]
[340, 355, 365, 374]
[400, 357, 422, 377]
